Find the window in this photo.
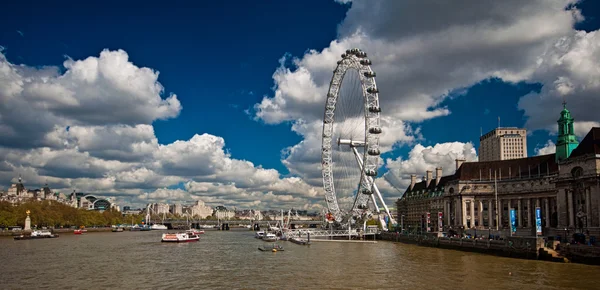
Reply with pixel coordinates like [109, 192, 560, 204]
[571, 167, 583, 178]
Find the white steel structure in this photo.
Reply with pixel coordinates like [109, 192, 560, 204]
[321, 48, 396, 231]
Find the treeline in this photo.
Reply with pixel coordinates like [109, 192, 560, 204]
[0, 200, 144, 228]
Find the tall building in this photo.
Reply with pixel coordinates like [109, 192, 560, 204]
[479, 127, 527, 161]
[555, 101, 579, 162]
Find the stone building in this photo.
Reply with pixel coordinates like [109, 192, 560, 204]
[397, 103, 600, 238]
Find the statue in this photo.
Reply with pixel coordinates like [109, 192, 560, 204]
[24, 210, 31, 231]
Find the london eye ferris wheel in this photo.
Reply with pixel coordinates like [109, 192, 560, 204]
[321, 48, 396, 231]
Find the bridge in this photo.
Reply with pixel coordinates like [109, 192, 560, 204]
[158, 219, 323, 228]
[284, 227, 379, 239]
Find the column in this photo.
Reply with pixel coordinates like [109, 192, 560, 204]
[567, 190, 574, 227]
[469, 200, 475, 228]
[444, 200, 450, 226]
[488, 199, 493, 229]
[586, 188, 592, 226]
[462, 199, 468, 227]
[478, 200, 484, 228]
[518, 199, 523, 228]
[544, 198, 550, 228]
[498, 199, 503, 229]
[455, 199, 460, 226]
[527, 199, 533, 228]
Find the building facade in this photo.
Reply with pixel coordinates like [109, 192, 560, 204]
[479, 127, 527, 162]
[397, 104, 600, 238]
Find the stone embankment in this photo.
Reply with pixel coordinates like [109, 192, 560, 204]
[379, 232, 599, 265]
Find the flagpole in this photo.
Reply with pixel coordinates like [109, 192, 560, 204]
[495, 170, 499, 231]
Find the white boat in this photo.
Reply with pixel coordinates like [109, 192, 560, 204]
[186, 229, 205, 235]
[151, 224, 168, 230]
[161, 232, 200, 243]
[255, 231, 265, 239]
[263, 233, 278, 242]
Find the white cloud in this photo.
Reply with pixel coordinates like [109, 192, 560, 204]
[535, 140, 556, 156]
[0, 49, 181, 149]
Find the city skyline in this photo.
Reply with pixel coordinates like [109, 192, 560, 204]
[1, 0, 599, 210]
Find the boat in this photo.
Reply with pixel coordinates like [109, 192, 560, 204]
[151, 224, 168, 230]
[290, 237, 311, 245]
[258, 244, 284, 252]
[186, 229, 205, 235]
[161, 232, 200, 243]
[254, 231, 265, 239]
[263, 233, 278, 242]
[112, 227, 124, 232]
[73, 229, 87, 235]
[14, 230, 59, 240]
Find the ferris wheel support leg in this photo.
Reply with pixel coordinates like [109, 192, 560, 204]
[371, 182, 397, 226]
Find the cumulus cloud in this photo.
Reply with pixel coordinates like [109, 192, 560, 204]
[0, 49, 319, 210]
[535, 140, 557, 156]
[0, 49, 181, 149]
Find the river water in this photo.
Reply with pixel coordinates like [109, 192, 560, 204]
[0, 230, 598, 289]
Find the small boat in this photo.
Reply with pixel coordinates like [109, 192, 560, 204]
[262, 233, 278, 242]
[290, 238, 311, 245]
[161, 232, 200, 243]
[186, 229, 205, 235]
[73, 229, 86, 235]
[14, 230, 59, 240]
[112, 227, 124, 232]
[254, 231, 265, 239]
[258, 244, 284, 252]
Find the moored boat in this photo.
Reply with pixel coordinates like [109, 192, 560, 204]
[14, 230, 58, 240]
[161, 232, 200, 243]
[151, 224, 168, 230]
[262, 233, 278, 242]
[73, 229, 87, 235]
[254, 231, 265, 239]
[112, 227, 124, 232]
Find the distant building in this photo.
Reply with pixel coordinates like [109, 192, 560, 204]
[170, 203, 183, 216]
[214, 205, 235, 220]
[479, 127, 527, 162]
[185, 200, 213, 218]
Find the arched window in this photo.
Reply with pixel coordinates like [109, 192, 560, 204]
[571, 167, 583, 178]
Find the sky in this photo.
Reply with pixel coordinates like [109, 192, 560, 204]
[1, 0, 599, 211]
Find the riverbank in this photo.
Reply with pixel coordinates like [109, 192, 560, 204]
[379, 232, 600, 266]
[0, 227, 113, 237]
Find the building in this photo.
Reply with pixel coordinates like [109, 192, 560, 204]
[397, 103, 600, 238]
[170, 203, 183, 216]
[214, 205, 235, 220]
[185, 200, 213, 219]
[479, 127, 527, 161]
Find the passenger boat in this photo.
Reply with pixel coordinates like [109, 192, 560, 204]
[151, 224, 168, 230]
[161, 232, 200, 243]
[262, 233, 278, 242]
[14, 230, 59, 240]
[186, 229, 205, 235]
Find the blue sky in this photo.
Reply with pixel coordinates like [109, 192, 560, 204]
[0, 0, 599, 210]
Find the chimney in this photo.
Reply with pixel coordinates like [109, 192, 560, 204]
[455, 159, 466, 171]
[410, 174, 416, 190]
[435, 167, 442, 184]
[426, 170, 433, 187]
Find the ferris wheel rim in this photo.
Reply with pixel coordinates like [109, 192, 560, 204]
[321, 48, 382, 223]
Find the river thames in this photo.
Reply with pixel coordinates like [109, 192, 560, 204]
[0, 230, 598, 289]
